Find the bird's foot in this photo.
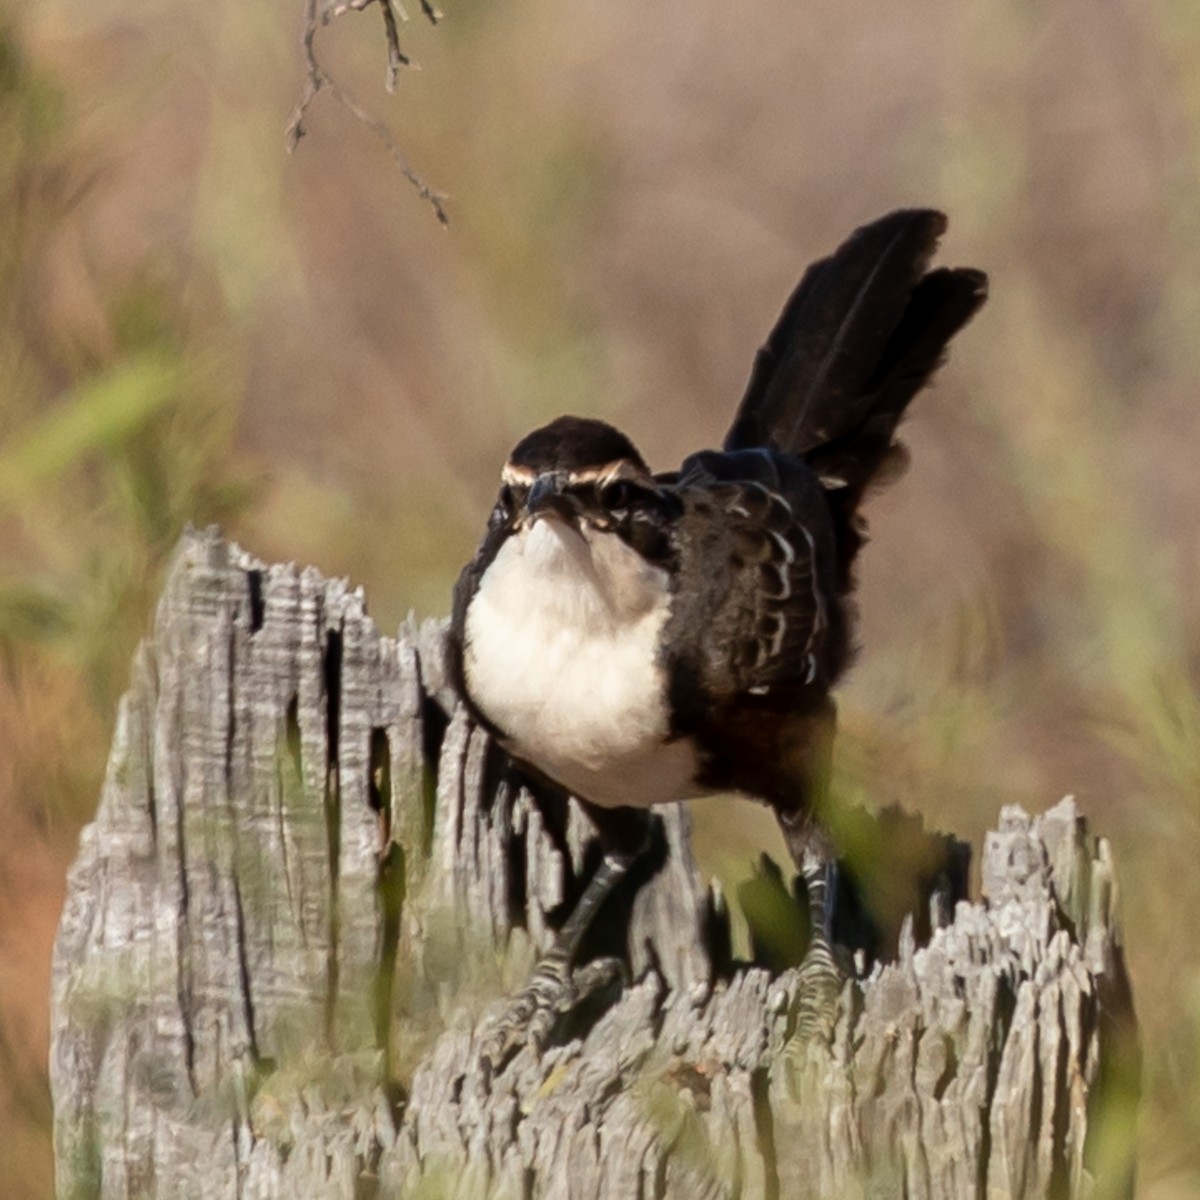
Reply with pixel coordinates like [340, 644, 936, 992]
[775, 938, 846, 1100]
[479, 951, 625, 1076]
[782, 936, 845, 1058]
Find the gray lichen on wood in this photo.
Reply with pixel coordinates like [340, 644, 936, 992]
[51, 528, 1137, 1199]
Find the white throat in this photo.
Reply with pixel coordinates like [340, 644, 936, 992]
[463, 518, 700, 808]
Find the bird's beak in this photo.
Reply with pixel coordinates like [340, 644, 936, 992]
[524, 473, 579, 524]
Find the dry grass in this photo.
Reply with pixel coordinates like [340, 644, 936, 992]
[3, 0, 1200, 1193]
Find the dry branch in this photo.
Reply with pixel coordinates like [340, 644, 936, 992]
[286, 0, 447, 224]
[51, 528, 1137, 1199]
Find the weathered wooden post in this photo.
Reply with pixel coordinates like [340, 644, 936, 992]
[50, 528, 1137, 1199]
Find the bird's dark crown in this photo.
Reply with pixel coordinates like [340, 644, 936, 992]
[491, 415, 678, 565]
[505, 416, 647, 482]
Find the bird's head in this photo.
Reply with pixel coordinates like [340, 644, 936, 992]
[488, 416, 678, 565]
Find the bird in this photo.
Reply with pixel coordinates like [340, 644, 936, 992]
[448, 208, 987, 1066]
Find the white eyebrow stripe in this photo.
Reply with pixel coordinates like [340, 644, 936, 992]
[571, 460, 651, 488]
[501, 464, 537, 486]
[501, 458, 653, 491]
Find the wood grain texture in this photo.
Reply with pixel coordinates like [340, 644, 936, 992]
[51, 528, 1137, 1199]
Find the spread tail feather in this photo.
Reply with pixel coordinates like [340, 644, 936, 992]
[723, 209, 987, 501]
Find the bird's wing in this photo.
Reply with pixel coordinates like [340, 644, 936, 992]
[663, 448, 839, 703]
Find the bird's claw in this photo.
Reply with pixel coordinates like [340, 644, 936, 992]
[783, 936, 845, 1055]
[775, 940, 846, 1101]
[479, 953, 626, 1076]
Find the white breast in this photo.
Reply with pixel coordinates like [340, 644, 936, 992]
[463, 519, 702, 809]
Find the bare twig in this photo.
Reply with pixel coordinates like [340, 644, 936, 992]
[379, 0, 409, 92]
[328, 73, 446, 223]
[286, 0, 448, 226]
[284, 0, 323, 147]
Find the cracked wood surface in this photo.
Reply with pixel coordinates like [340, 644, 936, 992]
[51, 528, 1137, 1199]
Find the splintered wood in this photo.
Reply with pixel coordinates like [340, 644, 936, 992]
[51, 528, 1136, 1200]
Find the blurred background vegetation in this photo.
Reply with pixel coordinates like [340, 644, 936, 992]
[2, 0, 1200, 1194]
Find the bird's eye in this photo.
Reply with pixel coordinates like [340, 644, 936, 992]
[601, 480, 634, 511]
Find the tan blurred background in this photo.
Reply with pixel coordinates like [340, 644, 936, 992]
[3, 0, 1200, 1193]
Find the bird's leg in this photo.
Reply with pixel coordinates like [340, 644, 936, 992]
[480, 803, 649, 1073]
[771, 701, 844, 1045]
[778, 815, 844, 1045]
